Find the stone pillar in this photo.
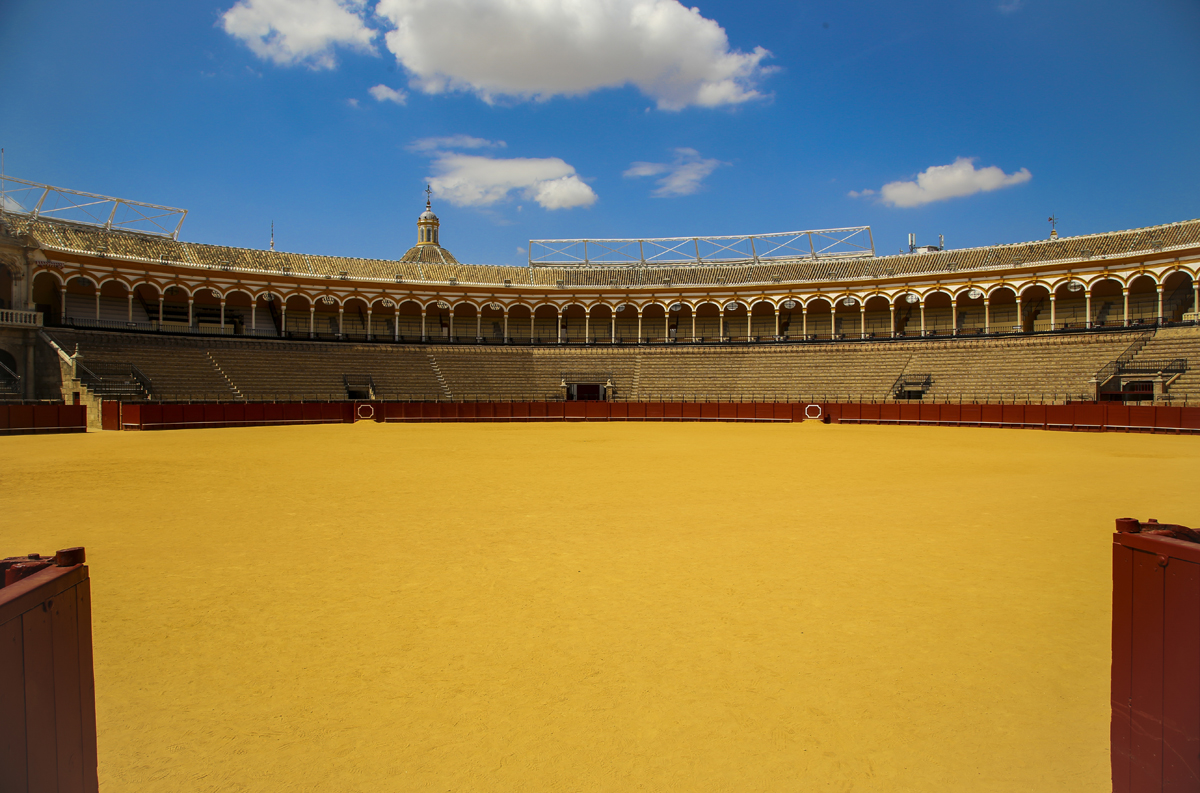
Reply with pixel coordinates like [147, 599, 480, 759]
[920, 302, 926, 336]
[585, 313, 590, 343]
[448, 309, 454, 341]
[774, 309, 780, 338]
[503, 310, 508, 343]
[691, 312, 696, 340]
[422, 310, 427, 341]
[1123, 289, 1129, 326]
[984, 298, 990, 333]
[127, 293, 134, 322]
[889, 304, 895, 337]
[24, 338, 35, 399]
[61, 288, 68, 323]
[95, 291, 100, 321]
[1157, 285, 1164, 325]
[951, 301, 957, 335]
[394, 306, 400, 341]
[860, 305, 866, 339]
[1085, 292, 1092, 328]
[556, 313, 562, 343]
[530, 313, 535, 343]
[187, 298, 193, 328]
[666, 313, 670, 342]
[157, 296, 163, 324]
[475, 312, 481, 342]
[366, 308, 373, 340]
[220, 299, 226, 330]
[1016, 296, 1022, 332]
[718, 312, 723, 340]
[637, 311, 643, 343]
[280, 305, 287, 336]
[802, 307, 807, 337]
[1193, 282, 1199, 319]
[611, 315, 615, 343]
[1049, 294, 1056, 330]
[309, 306, 315, 338]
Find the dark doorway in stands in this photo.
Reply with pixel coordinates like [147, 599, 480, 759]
[567, 383, 604, 401]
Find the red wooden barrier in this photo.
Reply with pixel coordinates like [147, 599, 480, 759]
[1111, 518, 1200, 793]
[97, 399, 1200, 433]
[0, 547, 98, 793]
[0, 405, 86, 436]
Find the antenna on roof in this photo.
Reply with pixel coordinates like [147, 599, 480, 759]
[1048, 214, 1058, 240]
[908, 233, 915, 253]
[939, 234, 944, 250]
[270, 220, 274, 251]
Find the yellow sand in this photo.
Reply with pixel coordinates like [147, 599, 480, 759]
[2, 421, 1196, 792]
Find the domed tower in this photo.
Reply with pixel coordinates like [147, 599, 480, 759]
[400, 187, 459, 265]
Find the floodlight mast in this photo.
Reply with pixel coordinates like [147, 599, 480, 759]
[528, 226, 875, 267]
[0, 176, 188, 239]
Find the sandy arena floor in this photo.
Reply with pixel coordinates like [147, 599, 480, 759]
[3, 421, 1197, 791]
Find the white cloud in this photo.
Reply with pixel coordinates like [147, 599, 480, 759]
[221, 0, 375, 69]
[998, 0, 1024, 13]
[623, 147, 724, 197]
[407, 135, 505, 153]
[368, 83, 407, 104]
[426, 153, 596, 210]
[853, 157, 1031, 208]
[374, 0, 772, 110]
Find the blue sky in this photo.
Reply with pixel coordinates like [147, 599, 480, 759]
[1, 0, 1198, 265]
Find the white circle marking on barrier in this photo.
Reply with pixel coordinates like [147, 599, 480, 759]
[804, 404, 823, 419]
[357, 403, 375, 420]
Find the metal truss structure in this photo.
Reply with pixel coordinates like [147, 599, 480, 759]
[0, 176, 187, 239]
[529, 227, 874, 267]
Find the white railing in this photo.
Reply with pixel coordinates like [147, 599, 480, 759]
[0, 309, 44, 327]
[529, 227, 876, 266]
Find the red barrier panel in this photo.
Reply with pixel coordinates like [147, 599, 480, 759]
[31, 405, 72, 431]
[564, 402, 585, 420]
[1184, 407, 1200, 430]
[1074, 403, 1106, 429]
[585, 402, 609, 419]
[0, 404, 83, 434]
[625, 402, 644, 419]
[7, 405, 32, 430]
[0, 552, 99, 793]
[224, 403, 245, 426]
[1112, 518, 1200, 793]
[645, 402, 664, 419]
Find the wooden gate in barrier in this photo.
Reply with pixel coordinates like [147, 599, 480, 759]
[1111, 519, 1200, 792]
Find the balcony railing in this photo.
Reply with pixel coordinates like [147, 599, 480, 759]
[0, 308, 43, 327]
